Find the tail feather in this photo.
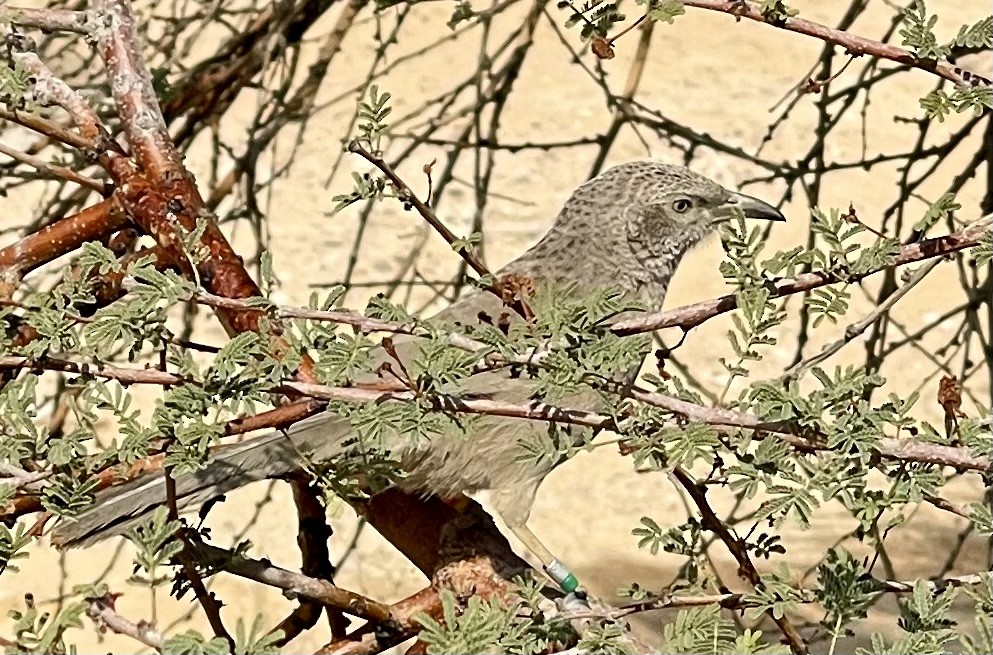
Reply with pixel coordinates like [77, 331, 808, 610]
[51, 413, 351, 548]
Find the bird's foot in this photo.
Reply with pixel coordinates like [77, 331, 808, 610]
[558, 587, 591, 613]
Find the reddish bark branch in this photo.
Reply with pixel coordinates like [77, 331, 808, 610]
[0, 198, 128, 295]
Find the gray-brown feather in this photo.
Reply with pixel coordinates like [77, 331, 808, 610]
[51, 160, 732, 548]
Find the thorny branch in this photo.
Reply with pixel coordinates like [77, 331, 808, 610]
[681, 1, 991, 88]
[0, 354, 986, 479]
[672, 466, 809, 655]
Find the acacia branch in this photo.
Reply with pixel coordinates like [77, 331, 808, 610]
[682, 0, 991, 88]
[1, 6, 99, 35]
[346, 140, 531, 317]
[86, 594, 165, 652]
[559, 572, 990, 621]
[0, 107, 96, 151]
[192, 542, 394, 625]
[1, 354, 986, 480]
[10, 51, 111, 147]
[165, 469, 235, 651]
[0, 141, 106, 192]
[672, 466, 809, 654]
[611, 217, 992, 335]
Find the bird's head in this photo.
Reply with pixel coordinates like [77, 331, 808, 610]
[588, 159, 784, 252]
[515, 160, 784, 305]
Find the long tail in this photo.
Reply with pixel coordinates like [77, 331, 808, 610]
[51, 413, 351, 548]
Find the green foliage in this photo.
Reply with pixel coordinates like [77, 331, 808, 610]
[6, 593, 85, 654]
[817, 548, 880, 631]
[961, 575, 993, 654]
[163, 630, 231, 655]
[920, 86, 993, 121]
[726, 435, 792, 499]
[0, 523, 30, 575]
[641, 0, 685, 25]
[973, 227, 993, 266]
[451, 231, 483, 255]
[951, 15, 993, 48]
[0, 376, 44, 463]
[415, 590, 553, 655]
[901, 2, 992, 63]
[662, 605, 787, 654]
[576, 622, 637, 654]
[759, 1, 798, 24]
[357, 84, 391, 150]
[557, 1, 625, 40]
[718, 215, 786, 388]
[126, 506, 183, 589]
[80, 252, 195, 361]
[756, 480, 818, 529]
[624, 416, 720, 470]
[40, 473, 99, 517]
[331, 170, 388, 211]
[913, 193, 960, 233]
[633, 516, 701, 556]
[742, 567, 809, 620]
[900, 1, 950, 60]
[230, 616, 283, 655]
[0, 56, 33, 109]
[968, 501, 992, 536]
[894, 581, 958, 643]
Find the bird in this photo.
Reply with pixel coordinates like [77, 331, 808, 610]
[52, 160, 785, 594]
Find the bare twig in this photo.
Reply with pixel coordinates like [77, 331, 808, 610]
[86, 593, 165, 652]
[0, 141, 106, 192]
[682, 0, 991, 87]
[611, 217, 993, 335]
[191, 542, 394, 625]
[785, 258, 943, 377]
[164, 470, 235, 651]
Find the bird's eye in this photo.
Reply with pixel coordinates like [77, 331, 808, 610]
[672, 198, 693, 213]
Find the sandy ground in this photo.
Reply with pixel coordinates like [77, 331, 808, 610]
[1, 0, 991, 653]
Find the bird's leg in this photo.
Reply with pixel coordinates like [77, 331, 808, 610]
[510, 524, 580, 594]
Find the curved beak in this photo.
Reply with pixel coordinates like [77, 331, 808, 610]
[718, 192, 786, 222]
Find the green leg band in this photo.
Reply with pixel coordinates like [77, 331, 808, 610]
[545, 559, 580, 593]
[560, 572, 579, 593]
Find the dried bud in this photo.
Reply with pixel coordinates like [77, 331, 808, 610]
[498, 273, 536, 306]
[591, 37, 615, 60]
[800, 78, 823, 94]
[937, 375, 964, 440]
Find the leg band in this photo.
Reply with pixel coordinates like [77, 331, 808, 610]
[544, 559, 579, 593]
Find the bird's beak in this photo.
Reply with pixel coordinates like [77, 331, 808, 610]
[717, 192, 786, 222]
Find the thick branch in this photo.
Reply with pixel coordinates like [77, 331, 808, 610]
[1, 6, 99, 35]
[192, 543, 394, 625]
[0, 198, 128, 297]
